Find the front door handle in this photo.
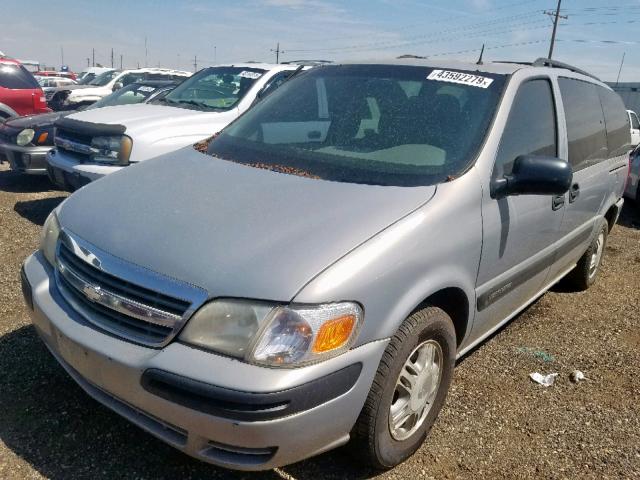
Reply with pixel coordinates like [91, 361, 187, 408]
[552, 194, 565, 211]
[569, 183, 580, 203]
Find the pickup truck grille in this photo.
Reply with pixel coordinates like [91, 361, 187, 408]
[54, 233, 205, 347]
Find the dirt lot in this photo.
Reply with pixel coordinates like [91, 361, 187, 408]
[0, 162, 639, 479]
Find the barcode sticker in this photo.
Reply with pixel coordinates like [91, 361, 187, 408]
[427, 70, 494, 89]
[238, 71, 262, 79]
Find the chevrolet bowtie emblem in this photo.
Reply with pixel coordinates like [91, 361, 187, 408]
[82, 284, 102, 303]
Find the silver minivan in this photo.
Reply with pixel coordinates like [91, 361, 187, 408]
[22, 58, 629, 471]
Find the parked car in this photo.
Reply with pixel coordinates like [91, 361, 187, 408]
[76, 67, 116, 85]
[47, 63, 303, 190]
[624, 144, 640, 201]
[0, 80, 177, 175]
[36, 76, 78, 102]
[35, 70, 77, 81]
[628, 109, 640, 147]
[0, 58, 49, 119]
[47, 67, 190, 111]
[22, 58, 629, 471]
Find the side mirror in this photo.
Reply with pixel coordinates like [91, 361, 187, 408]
[492, 155, 572, 199]
[112, 82, 123, 91]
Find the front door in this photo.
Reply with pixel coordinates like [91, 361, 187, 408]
[474, 78, 565, 338]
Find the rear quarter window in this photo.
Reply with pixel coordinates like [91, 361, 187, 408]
[0, 64, 40, 89]
[558, 78, 608, 172]
[598, 87, 631, 157]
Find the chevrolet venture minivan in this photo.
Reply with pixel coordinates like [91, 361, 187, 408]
[22, 58, 630, 471]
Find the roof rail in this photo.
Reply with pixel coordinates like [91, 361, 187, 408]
[532, 58, 600, 82]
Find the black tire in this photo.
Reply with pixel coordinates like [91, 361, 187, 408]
[564, 220, 609, 291]
[350, 306, 456, 469]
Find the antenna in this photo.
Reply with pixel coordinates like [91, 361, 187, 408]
[477, 44, 485, 65]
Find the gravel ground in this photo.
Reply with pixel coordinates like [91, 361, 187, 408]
[0, 162, 639, 479]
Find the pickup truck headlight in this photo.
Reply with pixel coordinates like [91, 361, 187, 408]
[41, 211, 61, 266]
[90, 135, 132, 165]
[179, 300, 363, 367]
[16, 129, 35, 146]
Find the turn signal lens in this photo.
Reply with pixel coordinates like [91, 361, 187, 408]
[313, 315, 356, 353]
[37, 132, 48, 144]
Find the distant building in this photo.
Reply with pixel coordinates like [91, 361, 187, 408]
[608, 82, 640, 113]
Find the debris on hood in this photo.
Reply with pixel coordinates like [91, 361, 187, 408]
[529, 372, 559, 387]
[569, 370, 586, 383]
[193, 132, 219, 153]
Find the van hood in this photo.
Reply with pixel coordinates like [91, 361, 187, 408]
[65, 103, 237, 141]
[58, 147, 436, 301]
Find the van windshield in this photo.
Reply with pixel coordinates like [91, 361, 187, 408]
[206, 65, 506, 186]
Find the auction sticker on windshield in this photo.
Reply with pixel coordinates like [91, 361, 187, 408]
[427, 70, 494, 89]
[239, 71, 262, 79]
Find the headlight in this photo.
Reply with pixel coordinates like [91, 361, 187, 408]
[40, 211, 61, 265]
[89, 135, 132, 165]
[16, 128, 35, 146]
[179, 300, 363, 367]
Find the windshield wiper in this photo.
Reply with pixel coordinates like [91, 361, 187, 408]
[176, 99, 225, 110]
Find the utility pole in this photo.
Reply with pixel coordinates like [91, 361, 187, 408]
[86, 57, 90, 67]
[214, 45, 217, 64]
[193, 55, 198, 72]
[270, 42, 283, 64]
[111, 48, 114, 68]
[120, 54, 123, 70]
[615, 52, 626, 87]
[544, 0, 568, 59]
[60, 46, 64, 66]
[92, 48, 95, 67]
[145, 36, 148, 67]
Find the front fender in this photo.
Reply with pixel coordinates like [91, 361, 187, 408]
[293, 167, 484, 348]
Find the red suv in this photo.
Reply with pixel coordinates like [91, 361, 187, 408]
[0, 58, 49, 119]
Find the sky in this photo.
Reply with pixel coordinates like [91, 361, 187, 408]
[2, 0, 640, 82]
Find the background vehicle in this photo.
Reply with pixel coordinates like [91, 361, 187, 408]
[35, 70, 77, 81]
[36, 76, 78, 102]
[47, 67, 190, 111]
[0, 80, 177, 175]
[0, 58, 49, 119]
[76, 67, 115, 85]
[22, 58, 628, 471]
[628, 110, 640, 147]
[624, 144, 640, 201]
[47, 63, 303, 190]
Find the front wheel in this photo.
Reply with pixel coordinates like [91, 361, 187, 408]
[351, 306, 456, 469]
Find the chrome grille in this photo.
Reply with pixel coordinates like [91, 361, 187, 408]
[55, 231, 207, 347]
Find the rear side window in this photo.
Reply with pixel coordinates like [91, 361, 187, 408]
[0, 64, 40, 89]
[495, 78, 557, 176]
[558, 78, 608, 171]
[598, 87, 631, 157]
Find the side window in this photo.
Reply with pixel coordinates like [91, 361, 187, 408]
[631, 112, 640, 130]
[494, 78, 557, 176]
[598, 87, 631, 158]
[558, 78, 608, 171]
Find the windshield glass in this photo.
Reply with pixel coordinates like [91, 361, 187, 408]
[88, 83, 168, 109]
[89, 70, 118, 86]
[158, 66, 266, 111]
[206, 65, 506, 186]
[78, 73, 96, 85]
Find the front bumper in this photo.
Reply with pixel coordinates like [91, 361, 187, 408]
[0, 139, 51, 175]
[21, 252, 386, 470]
[46, 149, 124, 191]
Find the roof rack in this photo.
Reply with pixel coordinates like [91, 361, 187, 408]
[532, 58, 601, 82]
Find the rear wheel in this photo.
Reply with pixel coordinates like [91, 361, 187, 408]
[564, 220, 608, 291]
[351, 306, 456, 469]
